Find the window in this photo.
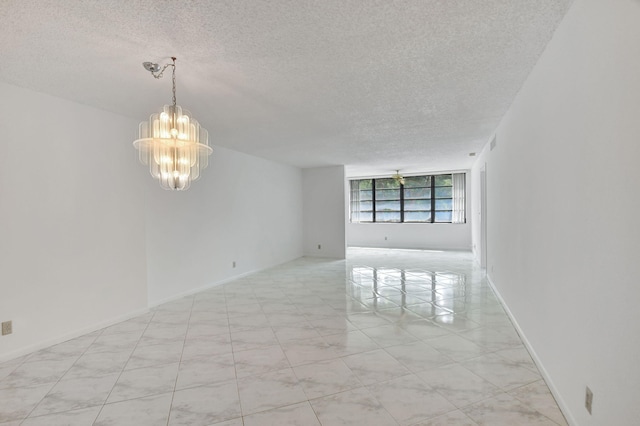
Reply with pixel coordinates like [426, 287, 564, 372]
[350, 173, 465, 223]
[375, 178, 401, 222]
[404, 175, 431, 222]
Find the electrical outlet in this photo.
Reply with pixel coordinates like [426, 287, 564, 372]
[1, 321, 12, 336]
[232, 261, 236, 268]
[317, 244, 321, 250]
[585, 386, 593, 414]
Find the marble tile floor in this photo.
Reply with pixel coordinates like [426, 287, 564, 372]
[0, 248, 568, 425]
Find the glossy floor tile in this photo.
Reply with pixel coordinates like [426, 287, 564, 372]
[0, 248, 567, 425]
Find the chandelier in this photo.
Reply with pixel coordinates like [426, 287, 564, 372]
[392, 170, 405, 185]
[133, 57, 213, 190]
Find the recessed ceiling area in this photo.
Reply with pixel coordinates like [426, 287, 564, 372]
[0, 0, 573, 177]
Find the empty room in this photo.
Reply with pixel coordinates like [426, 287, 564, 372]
[1, 0, 638, 425]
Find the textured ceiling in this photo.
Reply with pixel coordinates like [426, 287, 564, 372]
[0, 0, 573, 177]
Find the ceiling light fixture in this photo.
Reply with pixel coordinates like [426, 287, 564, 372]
[392, 170, 406, 185]
[133, 57, 213, 190]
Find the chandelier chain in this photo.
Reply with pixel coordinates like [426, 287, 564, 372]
[148, 58, 178, 107]
[149, 63, 173, 80]
[172, 60, 177, 107]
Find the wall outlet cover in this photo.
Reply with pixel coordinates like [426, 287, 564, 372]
[1, 321, 12, 336]
[585, 386, 593, 414]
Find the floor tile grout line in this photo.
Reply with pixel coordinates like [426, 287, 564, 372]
[225, 282, 249, 419]
[458, 390, 559, 425]
[0, 354, 29, 382]
[507, 385, 569, 426]
[91, 309, 156, 424]
[165, 294, 197, 426]
[19, 326, 106, 423]
[2, 250, 566, 425]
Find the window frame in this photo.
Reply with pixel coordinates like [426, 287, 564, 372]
[350, 173, 464, 224]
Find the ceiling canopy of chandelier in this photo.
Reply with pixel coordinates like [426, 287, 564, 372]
[133, 57, 213, 191]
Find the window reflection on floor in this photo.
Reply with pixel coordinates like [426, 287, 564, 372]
[349, 265, 468, 325]
[0, 248, 567, 425]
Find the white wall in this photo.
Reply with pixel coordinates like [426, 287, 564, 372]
[0, 83, 306, 359]
[145, 145, 304, 304]
[0, 82, 148, 360]
[348, 223, 470, 250]
[471, 0, 640, 424]
[302, 166, 346, 258]
[470, 162, 485, 264]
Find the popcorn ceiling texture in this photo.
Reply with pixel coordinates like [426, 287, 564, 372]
[0, 0, 573, 176]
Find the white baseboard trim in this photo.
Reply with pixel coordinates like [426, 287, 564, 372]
[1, 257, 307, 364]
[148, 254, 307, 308]
[147, 269, 260, 309]
[486, 274, 576, 426]
[348, 245, 473, 252]
[0, 307, 150, 364]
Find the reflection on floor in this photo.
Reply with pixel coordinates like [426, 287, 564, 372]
[0, 248, 567, 425]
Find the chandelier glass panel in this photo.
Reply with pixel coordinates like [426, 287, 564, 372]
[133, 57, 213, 190]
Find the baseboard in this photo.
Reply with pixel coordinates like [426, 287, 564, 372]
[1, 256, 306, 364]
[486, 274, 577, 426]
[348, 245, 473, 252]
[147, 255, 307, 308]
[0, 307, 150, 363]
[147, 269, 260, 309]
